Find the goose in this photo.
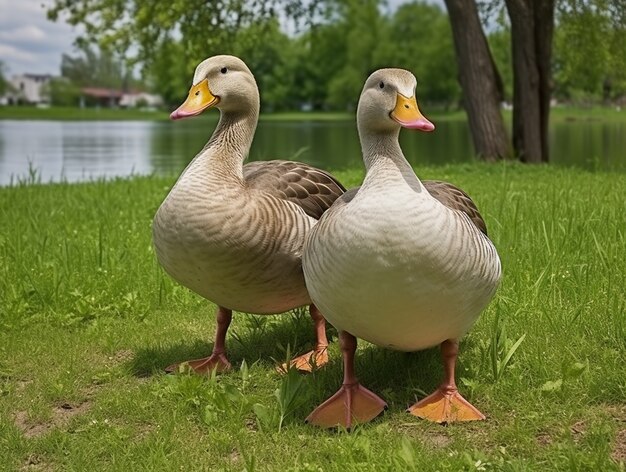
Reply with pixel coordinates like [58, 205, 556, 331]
[303, 69, 501, 428]
[153, 55, 345, 374]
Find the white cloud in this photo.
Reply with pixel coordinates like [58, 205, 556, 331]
[0, 43, 38, 63]
[0, 25, 47, 43]
[0, 0, 79, 75]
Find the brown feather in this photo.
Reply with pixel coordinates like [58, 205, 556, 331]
[334, 181, 487, 235]
[423, 180, 488, 235]
[243, 160, 346, 220]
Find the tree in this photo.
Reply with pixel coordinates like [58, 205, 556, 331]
[61, 45, 131, 89]
[47, 78, 81, 106]
[553, 0, 626, 102]
[379, 1, 460, 107]
[0, 61, 8, 96]
[504, 0, 555, 163]
[326, 0, 386, 109]
[48, 0, 303, 68]
[443, 0, 554, 162]
[444, 0, 511, 161]
[450, 0, 623, 163]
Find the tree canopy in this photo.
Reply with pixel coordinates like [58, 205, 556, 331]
[48, 0, 460, 109]
[47, 0, 626, 163]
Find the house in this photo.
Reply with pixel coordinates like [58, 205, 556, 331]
[119, 91, 163, 109]
[4, 74, 53, 105]
[78, 88, 163, 109]
[80, 87, 124, 107]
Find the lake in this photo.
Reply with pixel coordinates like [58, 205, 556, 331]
[0, 117, 624, 185]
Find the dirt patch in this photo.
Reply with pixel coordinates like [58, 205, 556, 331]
[244, 417, 258, 432]
[16, 380, 33, 392]
[606, 404, 626, 422]
[228, 449, 242, 465]
[536, 432, 553, 447]
[13, 400, 92, 439]
[136, 422, 157, 440]
[19, 454, 53, 471]
[612, 429, 626, 465]
[393, 423, 453, 448]
[423, 432, 452, 448]
[570, 420, 587, 443]
[108, 349, 134, 366]
[13, 411, 51, 439]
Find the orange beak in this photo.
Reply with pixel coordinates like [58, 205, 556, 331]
[170, 79, 219, 120]
[390, 93, 434, 132]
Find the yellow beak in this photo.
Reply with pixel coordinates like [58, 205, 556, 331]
[170, 79, 219, 120]
[390, 93, 435, 132]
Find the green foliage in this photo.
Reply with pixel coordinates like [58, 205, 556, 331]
[47, 78, 81, 106]
[0, 60, 8, 96]
[61, 45, 131, 89]
[253, 366, 309, 432]
[48, 0, 460, 110]
[554, 0, 626, 102]
[485, 309, 526, 382]
[378, 1, 460, 105]
[487, 24, 513, 102]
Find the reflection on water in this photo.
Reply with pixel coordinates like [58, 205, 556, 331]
[0, 117, 624, 185]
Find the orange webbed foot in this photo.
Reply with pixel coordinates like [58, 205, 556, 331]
[278, 347, 329, 374]
[306, 383, 387, 430]
[408, 387, 485, 424]
[165, 353, 232, 375]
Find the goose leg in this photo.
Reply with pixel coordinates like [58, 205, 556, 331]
[306, 331, 387, 430]
[165, 307, 233, 374]
[408, 339, 485, 423]
[282, 304, 329, 372]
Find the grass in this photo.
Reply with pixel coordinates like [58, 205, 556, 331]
[0, 105, 467, 123]
[0, 163, 625, 470]
[2, 104, 625, 123]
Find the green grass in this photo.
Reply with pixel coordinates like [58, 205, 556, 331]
[0, 163, 625, 471]
[3, 104, 625, 124]
[0, 105, 468, 123]
[0, 106, 168, 121]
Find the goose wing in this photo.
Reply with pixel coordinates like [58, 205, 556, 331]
[423, 180, 488, 236]
[243, 160, 346, 220]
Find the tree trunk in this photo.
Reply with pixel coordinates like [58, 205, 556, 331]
[505, 0, 555, 163]
[444, 0, 510, 161]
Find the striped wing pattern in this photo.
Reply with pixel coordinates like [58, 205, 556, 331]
[243, 160, 346, 220]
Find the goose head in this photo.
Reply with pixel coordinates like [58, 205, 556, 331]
[357, 68, 434, 134]
[170, 55, 259, 120]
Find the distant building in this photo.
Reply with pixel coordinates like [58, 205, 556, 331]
[80, 87, 124, 107]
[79, 88, 163, 109]
[3, 74, 53, 105]
[120, 92, 163, 109]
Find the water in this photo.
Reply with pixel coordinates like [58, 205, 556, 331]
[0, 117, 624, 185]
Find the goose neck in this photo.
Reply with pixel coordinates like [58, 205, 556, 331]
[198, 108, 258, 182]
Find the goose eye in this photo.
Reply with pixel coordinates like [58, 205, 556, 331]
[220, 67, 228, 74]
[379, 81, 384, 89]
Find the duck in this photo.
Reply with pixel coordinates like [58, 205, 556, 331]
[152, 55, 345, 374]
[302, 68, 501, 428]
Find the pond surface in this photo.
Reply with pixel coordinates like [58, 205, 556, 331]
[0, 117, 624, 185]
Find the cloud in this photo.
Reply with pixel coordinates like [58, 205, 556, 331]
[0, 0, 79, 75]
[0, 25, 47, 44]
[0, 44, 38, 63]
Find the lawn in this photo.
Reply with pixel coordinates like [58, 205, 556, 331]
[0, 163, 624, 471]
[0, 105, 466, 123]
[3, 104, 624, 124]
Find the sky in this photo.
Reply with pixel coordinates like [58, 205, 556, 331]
[0, 0, 80, 76]
[0, 0, 444, 77]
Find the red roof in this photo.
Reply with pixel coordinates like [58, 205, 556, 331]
[81, 87, 124, 98]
